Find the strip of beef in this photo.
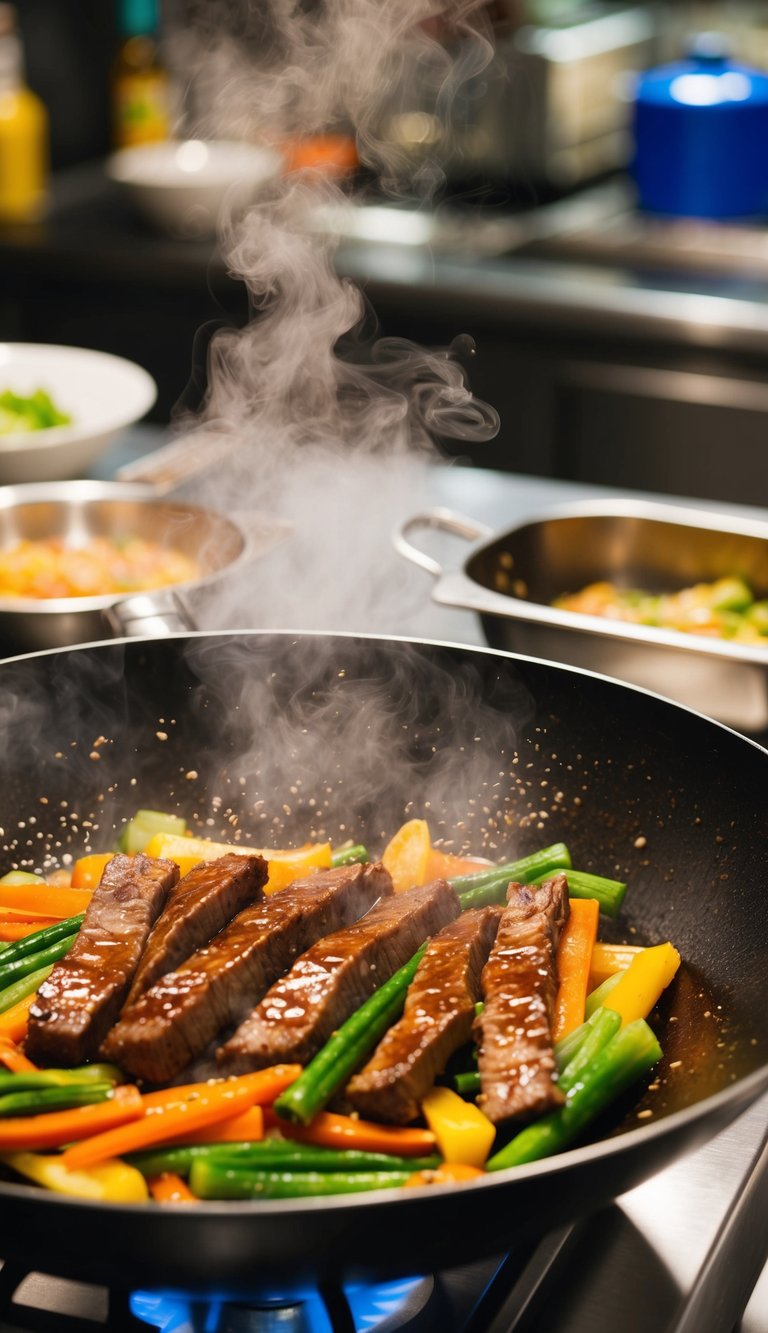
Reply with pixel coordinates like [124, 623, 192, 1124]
[101, 862, 392, 1084]
[26, 853, 179, 1067]
[346, 905, 502, 1124]
[125, 853, 267, 1005]
[474, 875, 569, 1126]
[217, 878, 460, 1074]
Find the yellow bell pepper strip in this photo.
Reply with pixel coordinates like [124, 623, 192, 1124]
[552, 898, 600, 1042]
[1, 1151, 149, 1202]
[70, 853, 116, 890]
[0, 1083, 144, 1151]
[61, 1079, 260, 1171]
[381, 819, 432, 893]
[147, 1171, 198, 1204]
[263, 1107, 437, 1157]
[589, 942, 645, 988]
[404, 1163, 486, 1187]
[420, 1086, 496, 1169]
[602, 942, 681, 1027]
[142, 832, 331, 892]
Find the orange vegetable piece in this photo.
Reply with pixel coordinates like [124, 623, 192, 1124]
[553, 898, 600, 1042]
[426, 848, 493, 880]
[0, 1084, 144, 1152]
[0, 919, 59, 941]
[70, 853, 116, 890]
[0, 993, 37, 1044]
[164, 1105, 265, 1147]
[148, 1172, 198, 1204]
[381, 819, 432, 893]
[0, 1041, 38, 1073]
[404, 1163, 486, 1187]
[264, 1107, 436, 1157]
[0, 884, 92, 919]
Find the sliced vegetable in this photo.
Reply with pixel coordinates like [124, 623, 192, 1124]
[589, 941, 644, 988]
[273, 945, 428, 1126]
[0, 1082, 114, 1118]
[552, 898, 600, 1041]
[381, 819, 431, 892]
[0, 884, 92, 919]
[554, 1002, 621, 1071]
[0, 963, 55, 1017]
[0, 989, 44, 1043]
[0, 920, 59, 942]
[426, 848, 492, 880]
[530, 868, 627, 918]
[602, 942, 681, 1027]
[0, 1084, 144, 1151]
[452, 1071, 481, 1097]
[189, 1161, 411, 1200]
[70, 854, 115, 890]
[453, 843, 572, 908]
[585, 970, 625, 1019]
[0, 914, 84, 969]
[130, 1141, 440, 1179]
[264, 1107, 436, 1157]
[556, 1006, 621, 1094]
[0, 932, 80, 995]
[330, 843, 370, 867]
[1, 1151, 148, 1202]
[421, 1085, 496, 1168]
[0, 871, 46, 887]
[147, 1172, 197, 1204]
[142, 832, 332, 891]
[486, 1019, 662, 1171]
[405, 1163, 486, 1187]
[0, 1042, 37, 1073]
[0, 1063, 122, 1095]
[61, 1080, 259, 1170]
[118, 809, 187, 855]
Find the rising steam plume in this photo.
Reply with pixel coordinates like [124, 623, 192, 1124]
[171, 0, 501, 635]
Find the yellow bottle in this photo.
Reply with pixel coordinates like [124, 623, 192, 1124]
[0, 3, 48, 224]
[113, 0, 170, 149]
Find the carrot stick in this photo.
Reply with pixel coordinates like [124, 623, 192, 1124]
[0, 993, 36, 1044]
[0, 886, 92, 919]
[0, 1085, 144, 1151]
[139, 1066, 301, 1113]
[156, 1106, 265, 1146]
[553, 898, 600, 1042]
[62, 1081, 258, 1171]
[0, 1041, 38, 1073]
[0, 920, 59, 942]
[263, 1107, 437, 1157]
[147, 1172, 198, 1204]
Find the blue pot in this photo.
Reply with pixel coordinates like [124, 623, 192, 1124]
[632, 40, 768, 219]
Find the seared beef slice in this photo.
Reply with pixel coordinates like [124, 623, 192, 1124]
[347, 905, 501, 1123]
[126, 853, 268, 1004]
[474, 875, 569, 1125]
[26, 853, 179, 1066]
[102, 862, 392, 1084]
[218, 879, 460, 1073]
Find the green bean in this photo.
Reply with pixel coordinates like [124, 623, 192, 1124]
[0, 1065, 123, 1095]
[330, 844, 370, 867]
[557, 1007, 621, 1094]
[453, 1071, 481, 1097]
[189, 1161, 411, 1200]
[0, 1083, 114, 1118]
[0, 963, 53, 1016]
[0, 914, 84, 969]
[0, 933, 79, 995]
[129, 1142, 440, 1179]
[529, 869, 627, 918]
[486, 1019, 662, 1171]
[454, 843, 572, 908]
[273, 943, 428, 1126]
[554, 1003, 616, 1070]
[584, 970, 624, 1019]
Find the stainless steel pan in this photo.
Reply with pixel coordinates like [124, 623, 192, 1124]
[394, 498, 768, 733]
[0, 630, 764, 1291]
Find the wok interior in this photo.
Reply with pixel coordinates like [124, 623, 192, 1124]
[0, 497, 245, 592]
[468, 513, 768, 605]
[0, 631, 764, 1123]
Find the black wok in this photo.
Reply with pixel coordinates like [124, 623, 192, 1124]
[0, 630, 765, 1292]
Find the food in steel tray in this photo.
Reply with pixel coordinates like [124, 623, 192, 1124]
[0, 811, 680, 1204]
[553, 575, 768, 643]
[0, 387, 72, 434]
[0, 536, 200, 600]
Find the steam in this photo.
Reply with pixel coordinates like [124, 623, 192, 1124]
[169, 0, 500, 635]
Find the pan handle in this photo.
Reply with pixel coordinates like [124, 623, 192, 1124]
[103, 590, 198, 638]
[394, 509, 492, 578]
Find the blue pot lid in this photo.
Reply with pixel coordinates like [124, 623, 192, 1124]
[636, 38, 768, 109]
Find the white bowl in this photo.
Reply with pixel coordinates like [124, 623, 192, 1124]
[106, 139, 283, 236]
[0, 344, 157, 484]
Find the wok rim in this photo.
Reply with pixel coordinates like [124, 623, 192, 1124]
[0, 627, 765, 1226]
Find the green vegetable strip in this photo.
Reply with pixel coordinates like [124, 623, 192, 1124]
[0, 932, 79, 994]
[554, 1004, 619, 1071]
[453, 1071, 481, 1097]
[0, 964, 53, 1016]
[529, 868, 627, 918]
[0, 914, 84, 969]
[128, 1142, 440, 1179]
[486, 1019, 662, 1171]
[273, 943, 428, 1127]
[451, 843, 571, 905]
[0, 1083, 114, 1118]
[330, 844, 370, 867]
[0, 1064, 122, 1095]
[557, 1007, 621, 1094]
[189, 1161, 412, 1200]
[584, 970, 625, 1019]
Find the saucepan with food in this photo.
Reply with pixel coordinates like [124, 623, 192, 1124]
[0, 433, 291, 651]
[0, 629, 764, 1291]
[395, 498, 768, 734]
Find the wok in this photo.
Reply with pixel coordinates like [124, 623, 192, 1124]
[0, 629, 765, 1293]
